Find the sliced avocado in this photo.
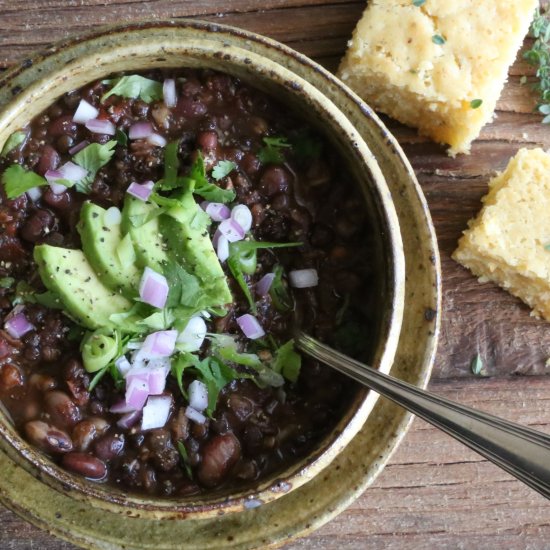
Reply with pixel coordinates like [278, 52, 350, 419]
[78, 201, 140, 297]
[120, 196, 168, 272]
[159, 189, 232, 307]
[33, 245, 132, 330]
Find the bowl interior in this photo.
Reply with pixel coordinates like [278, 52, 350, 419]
[0, 24, 405, 517]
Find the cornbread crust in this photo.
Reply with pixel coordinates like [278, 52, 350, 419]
[337, 0, 537, 156]
[453, 148, 550, 320]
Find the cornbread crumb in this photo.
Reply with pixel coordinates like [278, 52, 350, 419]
[337, 0, 537, 156]
[453, 148, 550, 320]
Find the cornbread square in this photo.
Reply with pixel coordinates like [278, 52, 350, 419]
[453, 148, 550, 320]
[337, 0, 537, 156]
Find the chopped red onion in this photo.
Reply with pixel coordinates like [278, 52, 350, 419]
[256, 273, 275, 297]
[104, 206, 122, 226]
[114, 355, 132, 376]
[163, 79, 177, 108]
[177, 316, 207, 352]
[85, 118, 116, 136]
[147, 133, 167, 147]
[139, 267, 169, 309]
[4, 312, 35, 339]
[68, 140, 89, 155]
[26, 187, 42, 202]
[129, 121, 153, 140]
[72, 99, 99, 124]
[216, 234, 229, 262]
[49, 182, 67, 195]
[188, 380, 208, 412]
[110, 399, 138, 414]
[205, 202, 231, 222]
[127, 180, 154, 202]
[141, 330, 178, 358]
[117, 410, 142, 429]
[125, 378, 149, 410]
[184, 406, 206, 425]
[236, 314, 265, 340]
[126, 364, 168, 395]
[218, 218, 245, 242]
[289, 268, 319, 288]
[141, 395, 172, 431]
[231, 204, 252, 233]
[46, 162, 88, 192]
[44, 169, 63, 185]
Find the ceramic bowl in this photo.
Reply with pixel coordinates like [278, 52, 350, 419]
[0, 20, 439, 549]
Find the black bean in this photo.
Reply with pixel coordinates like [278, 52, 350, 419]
[94, 433, 125, 461]
[258, 166, 290, 197]
[20, 209, 55, 243]
[197, 433, 241, 488]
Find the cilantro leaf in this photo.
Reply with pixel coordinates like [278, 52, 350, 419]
[115, 129, 128, 147]
[188, 152, 236, 203]
[177, 441, 194, 479]
[72, 140, 117, 193]
[269, 264, 293, 312]
[272, 339, 301, 383]
[163, 260, 204, 310]
[289, 130, 322, 162]
[211, 160, 236, 181]
[171, 352, 200, 397]
[258, 136, 292, 165]
[1, 131, 26, 157]
[1, 164, 47, 199]
[470, 99, 483, 109]
[101, 75, 163, 103]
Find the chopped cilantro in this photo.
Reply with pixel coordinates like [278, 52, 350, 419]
[258, 136, 292, 164]
[269, 264, 293, 312]
[0, 277, 14, 289]
[88, 364, 109, 392]
[289, 130, 322, 161]
[101, 75, 163, 103]
[163, 260, 205, 310]
[177, 441, 194, 479]
[211, 160, 237, 181]
[272, 339, 301, 383]
[432, 34, 446, 45]
[72, 140, 117, 193]
[188, 152, 236, 203]
[470, 99, 483, 109]
[1, 131, 26, 157]
[1, 164, 47, 199]
[115, 129, 128, 147]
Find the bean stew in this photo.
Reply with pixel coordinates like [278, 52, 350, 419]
[0, 69, 378, 497]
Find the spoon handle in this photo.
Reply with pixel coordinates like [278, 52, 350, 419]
[296, 333, 550, 500]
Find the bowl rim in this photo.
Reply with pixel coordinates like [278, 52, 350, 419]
[0, 19, 406, 518]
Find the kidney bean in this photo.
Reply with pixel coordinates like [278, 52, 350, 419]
[44, 391, 81, 428]
[62, 452, 106, 480]
[197, 433, 241, 488]
[258, 166, 290, 197]
[72, 419, 101, 452]
[240, 152, 261, 177]
[94, 432, 125, 461]
[0, 364, 23, 390]
[47, 115, 77, 138]
[36, 145, 60, 176]
[25, 420, 73, 453]
[20, 209, 56, 243]
[21, 400, 40, 421]
[196, 130, 218, 150]
[29, 373, 57, 392]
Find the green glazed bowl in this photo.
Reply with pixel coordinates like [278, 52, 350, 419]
[0, 19, 439, 549]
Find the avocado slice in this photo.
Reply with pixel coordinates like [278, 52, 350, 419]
[78, 201, 140, 297]
[120, 196, 168, 272]
[33, 245, 132, 330]
[159, 189, 232, 307]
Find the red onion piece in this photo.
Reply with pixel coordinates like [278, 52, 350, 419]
[141, 395, 172, 431]
[216, 234, 229, 262]
[177, 316, 207, 352]
[72, 99, 99, 124]
[126, 180, 154, 202]
[231, 204, 253, 233]
[125, 378, 149, 410]
[205, 202, 231, 222]
[218, 218, 245, 243]
[26, 187, 42, 202]
[184, 406, 206, 425]
[147, 133, 167, 147]
[163, 79, 177, 108]
[236, 314, 265, 340]
[117, 410, 142, 429]
[139, 267, 169, 309]
[114, 356, 131, 376]
[141, 330, 178, 358]
[188, 380, 208, 412]
[68, 140, 90, 155]
[289, 268, 319, 288]
[4, 312, 35, 339]
[126, 364, 168, 396]
[129, 121, 153, 140]
[85, 118, 116, 136]
[110, 399, 138, 414]
[46, 161, 88, 194]
[256, 273, 275, 297]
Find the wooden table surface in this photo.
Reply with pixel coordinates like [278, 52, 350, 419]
[1, 1, 550, 549]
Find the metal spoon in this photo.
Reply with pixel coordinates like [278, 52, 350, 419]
[295, 332, 550, 500]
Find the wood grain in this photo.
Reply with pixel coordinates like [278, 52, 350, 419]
[1, 1, 550, 549]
